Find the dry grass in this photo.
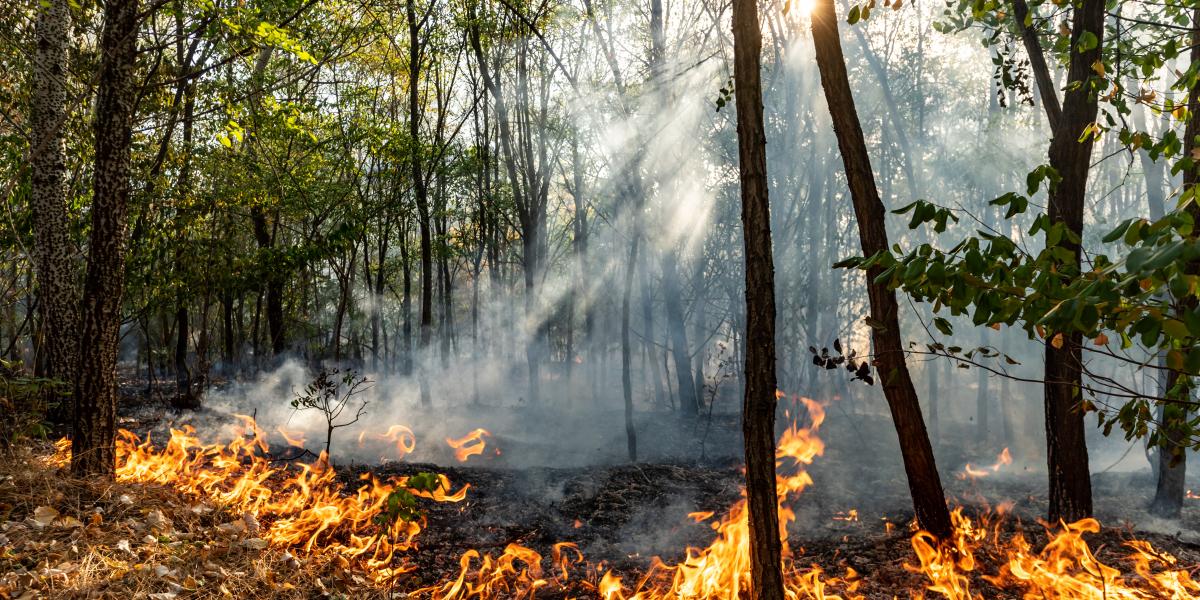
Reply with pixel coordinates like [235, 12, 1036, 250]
[0, 440, 388, 599]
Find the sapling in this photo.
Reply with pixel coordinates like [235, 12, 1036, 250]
[290, 368, 371, 464]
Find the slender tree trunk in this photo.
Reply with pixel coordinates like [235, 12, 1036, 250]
[663, 253, 698, 415]
[73, 0, 138, 477]
[1011, 0, 1062, 133]
[1149, 6, 1199, 518]
[1042, 0, 1104, 524]
[810, 0, 952, 539]
[30, 0, 78, 419]
[730, 0, 786, 597]
[621, 233, 639, 462]
[409, 0, 433, 406]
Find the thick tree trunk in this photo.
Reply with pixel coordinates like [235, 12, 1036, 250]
[1042, 0, 1104, 524]
[810, 0, 952, 539]
[73, 0, 138, 477]
[730, 0, 786, 597]
[30, 0, 78, 417]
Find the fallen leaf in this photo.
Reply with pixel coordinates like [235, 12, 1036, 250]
[31, 507, 59, 528]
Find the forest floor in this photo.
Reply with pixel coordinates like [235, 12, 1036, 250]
[2, 377, 1199, 598]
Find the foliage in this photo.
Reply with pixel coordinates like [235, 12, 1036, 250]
[290, 368, 372, 457]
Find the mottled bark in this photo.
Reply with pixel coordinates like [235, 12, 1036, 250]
[30, 0, 78, 413]
[73, 0, 139, 477]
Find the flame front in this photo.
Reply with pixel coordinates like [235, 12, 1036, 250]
[44, 400, 1200, 600]
[909, 508, 1200, 599]
[53, 418, 466, 582]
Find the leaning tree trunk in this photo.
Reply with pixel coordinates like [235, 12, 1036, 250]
[1149, 5, 1200, 519]
[30, 0, 79, 418]
[730, 0, 786, 597]
[1043, 0, 1104, 524]
[810, 0, 952, 539]
[73, 0, 138, 477]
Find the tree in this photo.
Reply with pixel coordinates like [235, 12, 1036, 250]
[1149, 4, 1200, 519]
[811, 0, 952, 539]
[73, 0, 140, 476]
[29, 0, 78, 418]
[730, 0, 785, 597]
[1041, 0, 1104, 524]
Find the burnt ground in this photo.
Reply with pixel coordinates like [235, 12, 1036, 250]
[103, 374, 1200, 598]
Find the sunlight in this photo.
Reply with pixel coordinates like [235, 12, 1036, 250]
[793, 0, 816, 17]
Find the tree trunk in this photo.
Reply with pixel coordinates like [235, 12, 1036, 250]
[730, 0, 786, 597]
[810, 0, 952, 539]
[173, 303, 196, 408]
[1042, 0, 1104, 524]
[30, 0, 78, 419]
[621, 233, 639, 462]
[73, 0, 138, 477]
[663, 253, 698, 415]
[409, 0, 433, 406]
[1149, 6, 1199, 519]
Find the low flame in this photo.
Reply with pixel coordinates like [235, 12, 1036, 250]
[446, 428, 491, 462]
[51, 418, 466, 582]
[958, 447, 1013, 480]
[275, 426, 306, 448]
[909, 508, 1200, 599]
[833, 509, 859, 523]
[44, 398, 1200, 599]
[357, 425, 417, 461]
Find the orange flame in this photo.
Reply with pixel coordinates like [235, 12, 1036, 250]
[959, 447, 1013, 480]
[909, 508, 1200, 599]
[357, 425, 417, 460]
[425, 395, 862, 599]
[275, 426, 306, 448]
[52, 419, 466, 582]
[446, 428, 491, 462]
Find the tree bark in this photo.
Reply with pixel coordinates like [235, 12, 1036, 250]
[1042, 0, 1103, 524]
[1011, 0, 1063, 133]
[30, 0, 79, 418]
[810, 0, 952, 539]
[730, 0, 786, 597]
[73, 0, 138, 477]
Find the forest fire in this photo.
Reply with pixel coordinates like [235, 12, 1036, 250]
[445, 428, 492, 462]
[40, 402, 1200, 599]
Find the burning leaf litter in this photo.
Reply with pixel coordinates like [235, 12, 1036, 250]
[6, 397, 1200, 599]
